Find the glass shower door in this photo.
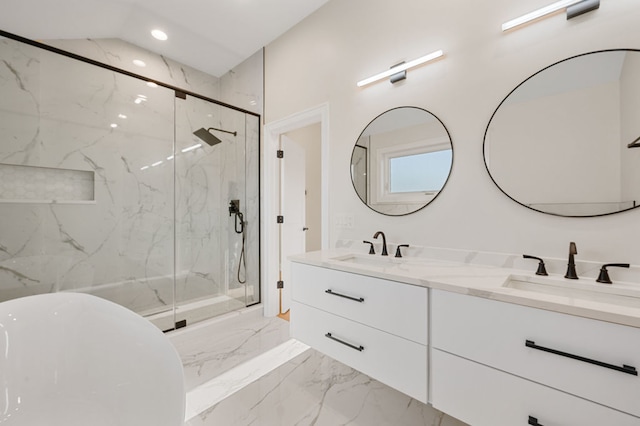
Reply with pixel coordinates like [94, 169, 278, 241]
[0, 38, 176, 323]
[173, 94, 259, 326]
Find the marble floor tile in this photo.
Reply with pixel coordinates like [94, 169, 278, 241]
[169, 306, 291, 391]
[185, 348, 468, 426]
[185, 339, 310, 421]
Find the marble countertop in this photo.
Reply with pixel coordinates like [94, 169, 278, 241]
[289, 249, 640, 329]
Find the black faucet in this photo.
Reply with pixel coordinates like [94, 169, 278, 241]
[596, 263, 630, 284]
[395, 244, 409, 258]
[363, 240, 375, 255]
[564, 241, 578, 279]
[523, 254, 548, 276]
[373, 231, 388, 256]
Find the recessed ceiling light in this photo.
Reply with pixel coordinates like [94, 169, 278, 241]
[147, 82, 158, 88]
[151, 29, 168, 41]
[110, 123, 118, 128]
[133, 59, 146, 67]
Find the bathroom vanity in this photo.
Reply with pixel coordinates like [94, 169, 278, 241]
[290, 262, 428, 402]
[290, 250, 640, 426]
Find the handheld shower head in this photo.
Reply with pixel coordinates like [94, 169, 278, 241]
[193, 127, 237, 147]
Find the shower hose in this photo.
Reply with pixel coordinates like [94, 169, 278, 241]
[235, 211, 246, 284]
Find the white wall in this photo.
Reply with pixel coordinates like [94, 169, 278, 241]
[264, 0, 640, 264]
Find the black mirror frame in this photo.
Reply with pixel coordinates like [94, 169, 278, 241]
[350, 106, 454, 217]
[483, 49, 640, 218]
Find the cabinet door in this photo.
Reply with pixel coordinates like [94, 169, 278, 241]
[432, 289, 640, 417]
[291, 301, 428, 403]
[291, 263, 428, 344]
[431, 349, 640, 426]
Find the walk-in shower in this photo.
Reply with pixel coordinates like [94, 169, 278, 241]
[0, 32, 260, 331]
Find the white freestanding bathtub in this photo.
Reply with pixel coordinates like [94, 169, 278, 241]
[0, 292, 185, 425]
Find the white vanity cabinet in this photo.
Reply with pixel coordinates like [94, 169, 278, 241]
[290, 262, 428, 403]
[431, 289, 640, 425]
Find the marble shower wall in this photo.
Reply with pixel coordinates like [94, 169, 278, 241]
[0, 35, 261, 318]
[43, 38, 263, 116]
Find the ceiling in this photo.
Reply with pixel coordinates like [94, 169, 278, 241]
[0, 0, 329, 77]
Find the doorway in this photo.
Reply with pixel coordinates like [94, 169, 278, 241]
[262, 104, 329, 317]
[278, 125, 322, 319]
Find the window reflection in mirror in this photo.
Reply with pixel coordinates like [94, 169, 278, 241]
[390, 149, 452, 193]
[484, 49, 640, 217]
[351, 107, 453, 216]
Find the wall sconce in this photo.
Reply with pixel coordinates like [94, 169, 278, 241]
[357, 50, 444, 87]
[502, 0, 599, 32]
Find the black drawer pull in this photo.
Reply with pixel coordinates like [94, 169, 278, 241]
[528, 416, 543, 426]
[526, 340, 638, 376]
[325, 332, 364, 352]
[325, 289, 364, 303]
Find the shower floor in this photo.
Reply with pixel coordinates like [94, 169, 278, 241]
[145, 286, 255, 331]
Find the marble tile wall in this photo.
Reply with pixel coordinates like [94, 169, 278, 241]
[0, 38, 176, 310]
[0, 34, 262, 321]
[44, 38, 222, 101]
[44, 38, 264, 116]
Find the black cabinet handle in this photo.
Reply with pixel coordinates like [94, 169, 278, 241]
[325, 332, 364, 352]
[528, 416, 543, 426]
[325, 289, 364, 303]
[526, 340, 638, 376]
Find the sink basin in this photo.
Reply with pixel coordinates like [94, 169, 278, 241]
[331, 253, 404, 267]
[503, 275, 640, 309]
[329, 253, 449, 274]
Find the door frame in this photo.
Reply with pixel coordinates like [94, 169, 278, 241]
[262, 103, 330, 317]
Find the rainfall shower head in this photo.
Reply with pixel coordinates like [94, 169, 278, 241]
[193, 127, 237, 146]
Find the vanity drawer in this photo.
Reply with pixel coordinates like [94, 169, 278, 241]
[291, 262, 428, 344]
[432, 290, 640, 417]
[291, 301, 428, 403]
[431, 349, 640, 426]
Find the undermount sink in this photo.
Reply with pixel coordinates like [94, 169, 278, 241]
[331, 253, 403, 267]
[329, 253, 447, 273]
[503, 275, 640, 309]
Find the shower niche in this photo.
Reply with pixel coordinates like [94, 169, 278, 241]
[0, 33, 260, 330]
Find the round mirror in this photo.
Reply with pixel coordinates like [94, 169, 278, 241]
[351, 106, 453, 216]
[484, 49, 640, 217]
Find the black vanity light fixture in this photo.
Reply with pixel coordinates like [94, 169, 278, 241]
[356, 50, 444, 87]
[502, 0, 600, 32]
